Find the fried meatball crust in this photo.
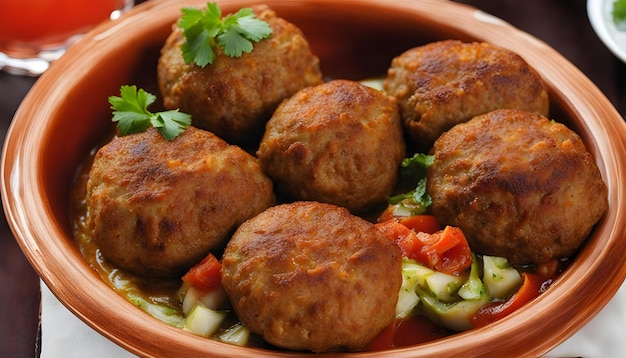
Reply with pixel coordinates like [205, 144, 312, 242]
[157, 5, 323, 146]
[427, 109, 608, 264]
[257, 79, 406, 213]
[221, 201, 402, 352]
[384, 40, 549, 150]
[86, 127, 275, 278]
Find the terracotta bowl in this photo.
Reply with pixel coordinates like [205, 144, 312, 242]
[3, 0, 626, 356]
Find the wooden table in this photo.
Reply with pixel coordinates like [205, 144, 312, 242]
[1, 0, 624, 356]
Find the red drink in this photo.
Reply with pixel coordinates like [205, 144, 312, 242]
[0, 0, 132, 59]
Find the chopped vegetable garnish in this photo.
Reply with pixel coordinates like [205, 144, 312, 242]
[127, 293, 185, 328]
[613, 0, 626, 26]
[108, 85, 191, 140]
[184, 304, 227, 337]
[399, 153, 434, 179]
[218, 323, 251, 346]
[182, 252, 222, 291]
[178, 2, 273, 67]
[418, 257, 489, 331]
[394, 215, 441, 235]
[376, 220, 472, 276]
[470, 272, 544, 328]
[388, 153, 434, 215]
[481, 255, 522, 299]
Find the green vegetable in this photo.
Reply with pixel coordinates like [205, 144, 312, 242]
[418, 288, 489, 332]
[108, 85, 192, 141]
[127, 293, 185, 328]
[396, 258, 431, 318]
[457, 254, 486, 300]
[613, 0, 626, 26]
[424, 270, 464, 303]
[181, 285, 228, 315]
[418, 255, 488, 331]
[218, 323, 251, 346]
[396, 258, 465, 318]
[178, 2, 273, 67]
[482, 255, 522, 299]
[399, 153, 434, 179]
[395, 254, 523, 332]
[184, 304, 228, 337]
[388, 153, 435, 215]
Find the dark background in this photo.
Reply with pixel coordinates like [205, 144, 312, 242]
[1, 0, 624, 356]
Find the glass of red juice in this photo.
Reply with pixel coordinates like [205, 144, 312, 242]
[0, 0, 134, 76]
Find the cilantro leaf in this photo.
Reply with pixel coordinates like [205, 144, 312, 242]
[108, 85, 192, 141]
[399, 153, 434, 181]
[388, 178, 433, 215]
[178, 2, 273, 67]
[388, 153, 435, 215]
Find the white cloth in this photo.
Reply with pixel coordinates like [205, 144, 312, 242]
[40, 279, 626, 357]
[40, 282, 136, 358]
[545, 279, 626, 357]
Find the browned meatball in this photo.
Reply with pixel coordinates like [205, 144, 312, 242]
[157, 5, 323, 147]
[384, 40, 549, 150]
[427, 109, 608, 264]
[257, 79, 406, 213]
[221, 201, 402, 352]
[86, 127, 275, 278]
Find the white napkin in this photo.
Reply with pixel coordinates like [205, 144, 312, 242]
[40, 282, 137, 358]
[41, 279, 626, 357]
[545, 279, 626, 357]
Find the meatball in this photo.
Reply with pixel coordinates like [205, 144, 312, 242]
[383, 40, 549, 150]
[86, 127, 275, 278]
[157, 5, 323, 147]
[221, 201, 402, 352]
[427, 109, 608, 264]
[257, 79, 406, 213]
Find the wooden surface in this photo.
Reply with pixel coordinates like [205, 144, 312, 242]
[0, 0, 624, 356]
[0, 73, 39, 358]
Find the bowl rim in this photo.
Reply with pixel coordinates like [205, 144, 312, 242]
[3, 0, 626, 356]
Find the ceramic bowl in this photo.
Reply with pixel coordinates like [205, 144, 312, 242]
[3, 0, 626, 356]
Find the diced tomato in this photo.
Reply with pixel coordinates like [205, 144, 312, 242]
[396, 215, 441, 234]
[376, 219, 420, 255]
[417, 226, 472, 275]
[376, 220, 472, 275]
[181, 253, 222, 290]
[470, 272, 544, 328]
[377, 206, 397, 223]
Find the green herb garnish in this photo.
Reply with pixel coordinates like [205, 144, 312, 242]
[388, 153, 435, 215]
[398, 153, 434, 181]
[178, 2, 273, 67]
[108, 85, 192, 141]
[613, 0, 626, 26]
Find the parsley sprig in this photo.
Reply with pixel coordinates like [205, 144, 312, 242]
[178, 2, 273, 67]
[108, 85, 192, 141]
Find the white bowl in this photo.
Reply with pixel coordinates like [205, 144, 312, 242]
[588, 0, 626, 62]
